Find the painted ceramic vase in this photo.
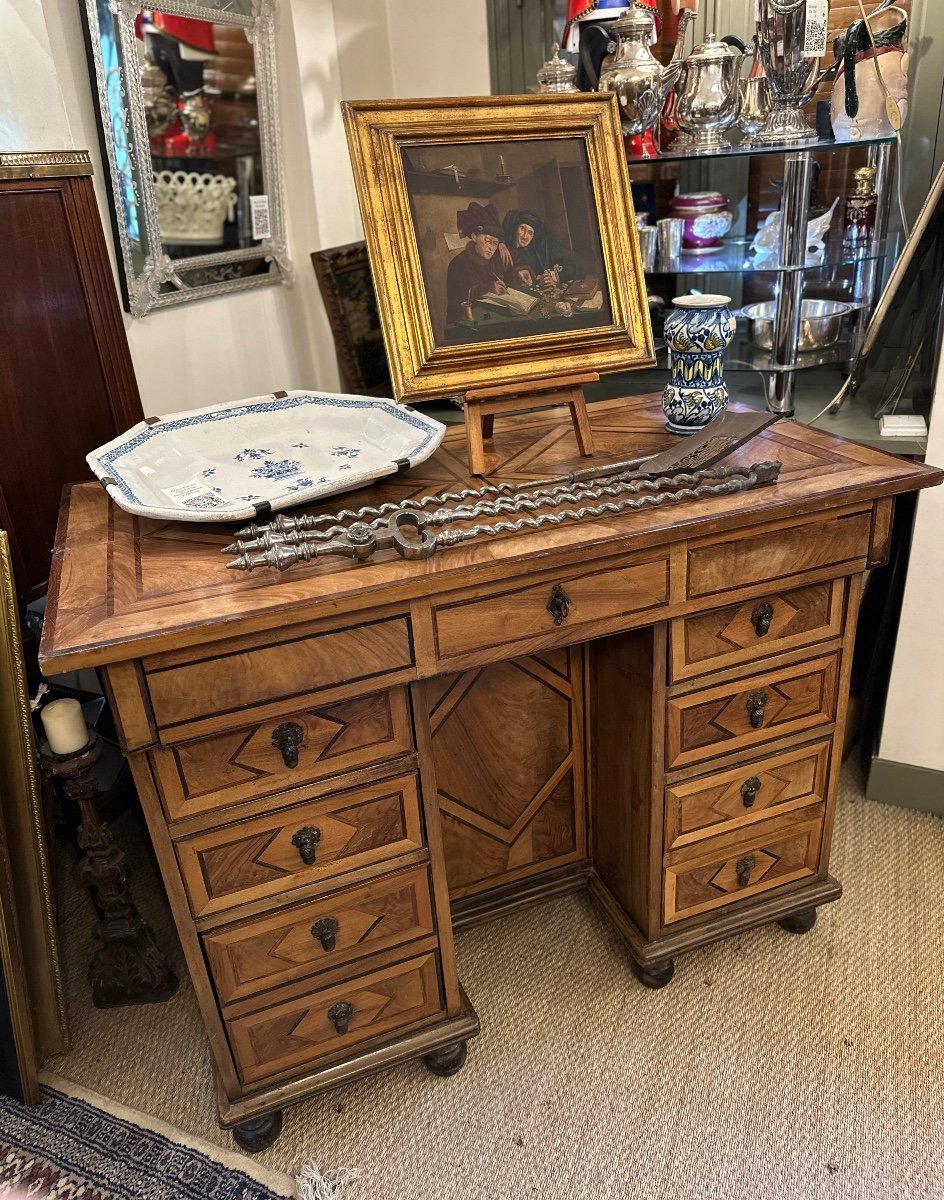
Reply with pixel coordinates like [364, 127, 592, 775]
[661, 294, 735, 436]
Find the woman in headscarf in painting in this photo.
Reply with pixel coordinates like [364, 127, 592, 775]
[445, 203, 517, 326]
[502, 209, 586, 288]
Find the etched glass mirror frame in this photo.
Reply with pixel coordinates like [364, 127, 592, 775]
[81, 0, 290, 316]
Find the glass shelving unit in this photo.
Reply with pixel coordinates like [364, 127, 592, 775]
[628, 134, 897, 414]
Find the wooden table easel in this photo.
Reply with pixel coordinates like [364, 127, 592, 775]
[463, 371, 598, 475]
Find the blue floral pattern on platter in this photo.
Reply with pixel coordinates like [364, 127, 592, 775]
[87, 391, 447, 524]
[661, 299, 736, 436]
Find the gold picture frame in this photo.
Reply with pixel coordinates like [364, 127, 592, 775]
[0, 531, 68, 1100]
[342, 94, 654, 401]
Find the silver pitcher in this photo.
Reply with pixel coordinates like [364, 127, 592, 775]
[756, 0, 825, 143]
[598, 6, 695, 138]
[739, 35, 772, 139]
[675, 35, 747, 152]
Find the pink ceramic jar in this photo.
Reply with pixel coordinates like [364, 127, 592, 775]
[668, 191, 734, 254]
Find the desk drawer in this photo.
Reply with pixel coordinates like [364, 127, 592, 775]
[176, 772, 424, 918]
[687, 509, 871, 600]
[670, 580, 844, 682]
[204, 865, 436, 1005]
[665, 738, 832, 851]
[144, 614, 414, 733]
[664, 807, 823, 925]
[665, 653, 840, 771]
[227, 951, 443, 1085]
[151, 687, 414, 822]
[432, 554, 669, 663]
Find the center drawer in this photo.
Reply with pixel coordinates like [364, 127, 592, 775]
[431, 553, 669, 665]
[226, 951, 444, 1085]
[151, 687, 414, 822]
[665, 653, 840, 771]
[204, 864, 436, 1005]
[176, 772, 425, 917]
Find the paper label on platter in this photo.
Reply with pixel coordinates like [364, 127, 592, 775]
[803, 0, 828, 57]
[250, 195, 271, 240]
[162, 479, 227, 510]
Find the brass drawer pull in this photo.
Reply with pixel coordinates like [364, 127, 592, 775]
[328, 1000, 354, 1035]
[736, 855, 756, 888]
[311, 916, 339, 952]
[546, 583, 571, 626]
[272, 721, 304, 768]
[746, 690, 768, 729]
[751, 602, 774, 637]
[740, 776, 762, 808]
[291, 825, 321, 865]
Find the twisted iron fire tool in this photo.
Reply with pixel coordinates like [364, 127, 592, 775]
[226, 460, 782, 574]
[227, 410, 779, 549]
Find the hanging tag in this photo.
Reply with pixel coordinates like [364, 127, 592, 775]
[803, 0, 829, 57]
[250, 195, 271, 240]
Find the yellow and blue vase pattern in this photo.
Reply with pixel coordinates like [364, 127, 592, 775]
[661, 296, 736, 436]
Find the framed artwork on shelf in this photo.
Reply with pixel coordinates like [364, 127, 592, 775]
[342, 94, 654, 401]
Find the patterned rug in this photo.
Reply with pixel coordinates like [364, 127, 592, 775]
[0, 1075, 294, 1200]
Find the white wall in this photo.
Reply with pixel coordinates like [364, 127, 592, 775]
[878, 352, 944, 774]
[10, 0, 489, 418]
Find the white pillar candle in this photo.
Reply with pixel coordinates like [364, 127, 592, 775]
[40, 698, 90, 755]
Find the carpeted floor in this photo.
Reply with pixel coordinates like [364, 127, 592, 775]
[49, 765, 944, 1199]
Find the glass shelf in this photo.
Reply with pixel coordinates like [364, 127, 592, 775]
[645, 235, 887, 277]
[656, 331, 854, 375]
[627, 132, 895, 164]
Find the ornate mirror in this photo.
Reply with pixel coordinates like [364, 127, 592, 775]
[81, 0, 290, 316]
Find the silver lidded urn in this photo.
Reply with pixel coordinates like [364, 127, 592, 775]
[537, 43, 579, 93]
[675, 35, 747, 152]
[598, 7, 694, 137]
[756, 0, 826, 143]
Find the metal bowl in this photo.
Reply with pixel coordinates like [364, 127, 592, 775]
[740, 300, 853, 351]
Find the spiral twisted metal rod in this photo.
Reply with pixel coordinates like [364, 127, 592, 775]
[225, 461, 782, 574]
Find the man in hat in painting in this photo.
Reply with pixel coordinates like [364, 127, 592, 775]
[445, 203, 517, 326]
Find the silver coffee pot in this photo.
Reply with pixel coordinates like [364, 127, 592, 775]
[597, 6, 695, 138]
[675, 35, 747, 152]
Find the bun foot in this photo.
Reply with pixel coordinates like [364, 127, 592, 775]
[424, 1040, 468, 1077]
[778, 907, 818, 935]
[232, 1109, 283, 1153]
[630, 957, 675, 989]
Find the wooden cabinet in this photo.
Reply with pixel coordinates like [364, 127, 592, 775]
[39, 395, 942, 1150]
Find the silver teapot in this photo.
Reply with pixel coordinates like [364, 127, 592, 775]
[597, 6, 695, 139]
[675, 35, 748, 152]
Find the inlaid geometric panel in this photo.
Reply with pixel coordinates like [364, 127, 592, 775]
[228, 952, 443, 1084]
[152, 687, 413, 820]
[430, 651, 585, 900]
[665, 739, 831, 848]
[204, 866, 435, 1004]
[666, 654, 840, 769]
[664, 815, 822, 924]
[177, 774, 423, 917]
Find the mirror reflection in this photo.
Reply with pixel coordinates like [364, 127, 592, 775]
[139, 11, 262, 256]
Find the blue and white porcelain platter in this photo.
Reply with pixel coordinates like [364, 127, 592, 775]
[87, 390, 447, 523]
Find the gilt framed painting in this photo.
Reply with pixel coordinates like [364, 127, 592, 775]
[342, 94, 654, 401]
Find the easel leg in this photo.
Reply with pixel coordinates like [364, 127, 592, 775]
[568, 393, 595, 457]
[465, 406, 487, 476]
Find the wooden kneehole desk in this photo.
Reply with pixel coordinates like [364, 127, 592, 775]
[40, 396, 942, 1151]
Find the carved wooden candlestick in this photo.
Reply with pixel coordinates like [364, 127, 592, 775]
[39, 732, 178, 1008]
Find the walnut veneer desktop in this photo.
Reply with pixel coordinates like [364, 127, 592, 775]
[40, 395, 942, 1149]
